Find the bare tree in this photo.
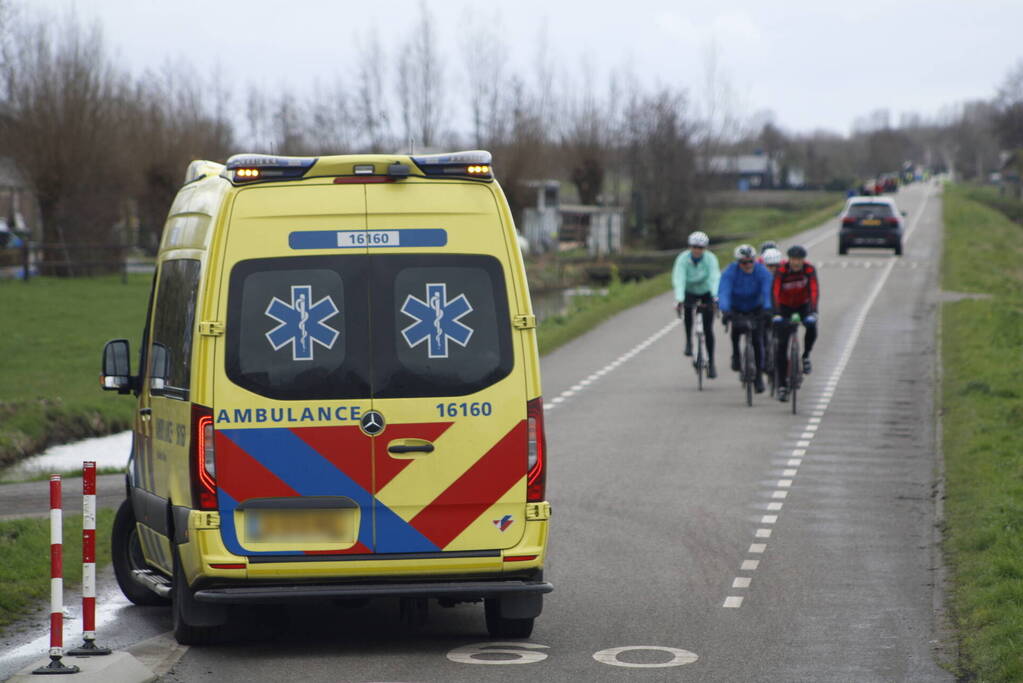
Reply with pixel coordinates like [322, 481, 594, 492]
[395, 2, 444, 150]
[462, 8, 507, 148]
[355, 26, 391, 151]
[624, 88, 703, 249]
[994, 59, 1023, 150]
[0, 13, 129, 273]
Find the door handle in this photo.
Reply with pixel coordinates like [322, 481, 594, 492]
[387, 440, 434, 455]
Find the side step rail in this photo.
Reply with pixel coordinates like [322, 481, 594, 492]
[132, 568, 172, 599]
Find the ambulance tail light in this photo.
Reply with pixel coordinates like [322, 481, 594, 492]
[526, 397, 546, 502]
[190, 405, 217, 510]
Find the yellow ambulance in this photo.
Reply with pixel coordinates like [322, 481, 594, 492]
[101, 151, 551, 644]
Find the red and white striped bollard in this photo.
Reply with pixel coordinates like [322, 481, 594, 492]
[32, 475, 79, 674]
[68, 461, 110, 656]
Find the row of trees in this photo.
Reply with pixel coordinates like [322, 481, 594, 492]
[2, 1, 1022, 267]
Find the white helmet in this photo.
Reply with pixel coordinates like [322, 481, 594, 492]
[734, 244, 756, 260]
[762, 248, 783, 266]
[688, 231, 710, 247]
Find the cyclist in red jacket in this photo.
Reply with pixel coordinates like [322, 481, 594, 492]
[772, 245, 819, 402]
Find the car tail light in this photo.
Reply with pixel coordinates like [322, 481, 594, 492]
[841, 217, 856, 225]
[190, 404, 217, 510]
[526, 397, 547, 502]
[883, 217, 899, 225]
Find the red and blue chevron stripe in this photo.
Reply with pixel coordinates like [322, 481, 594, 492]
[213, 420, 525, 556]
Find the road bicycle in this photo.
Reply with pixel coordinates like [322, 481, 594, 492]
[763, 314, 777, 397]
[783, 312, 804, 414]
[690, 302, 712, 390]
[729, 312, 759, 407]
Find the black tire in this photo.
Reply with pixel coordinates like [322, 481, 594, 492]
[894, 242, 903, 256]
[838, 241, 848, 255]
[789, 339, 801, 415]
[696, 339, 704, 391]
[744, 338, 754, 407]
[111, 499, 169, 606]
[484, 598, 534, 639]
[172, 549, 224, 645]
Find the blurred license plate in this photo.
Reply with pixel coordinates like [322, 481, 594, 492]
[861, 219, 882, 226]
[246, 509, 351, 544]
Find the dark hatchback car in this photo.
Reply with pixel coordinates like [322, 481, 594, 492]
[838, 197, 905, 255]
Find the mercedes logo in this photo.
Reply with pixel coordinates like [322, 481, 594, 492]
[360, 410, 385, 436]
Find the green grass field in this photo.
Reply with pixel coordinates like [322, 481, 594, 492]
[942, 185, 1023, 681]
[0, 275, 151, 467]
[0, 509, 115, 633]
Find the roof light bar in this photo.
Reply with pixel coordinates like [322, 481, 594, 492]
[411, 150, 494, 179]
[224, 154, 317, 183]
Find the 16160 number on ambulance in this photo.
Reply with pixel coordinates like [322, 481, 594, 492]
[100, 151, 551, 645]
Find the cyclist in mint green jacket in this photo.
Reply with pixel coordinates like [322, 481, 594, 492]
[672, 231, 720, 377]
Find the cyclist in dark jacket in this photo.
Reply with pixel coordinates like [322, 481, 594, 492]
[772, 244, 819, 402]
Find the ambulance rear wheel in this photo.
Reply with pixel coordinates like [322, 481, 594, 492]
[172, 549, 227, 645]
[484, 598, 535, 639]
[111, 499, 168, 606]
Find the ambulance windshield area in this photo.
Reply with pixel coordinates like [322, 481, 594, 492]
[225, 254, 513, 400]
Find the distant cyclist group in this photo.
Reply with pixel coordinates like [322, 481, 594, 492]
[672, 231, 819, 402]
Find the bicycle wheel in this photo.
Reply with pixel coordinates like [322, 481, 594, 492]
[744, 334, 754, 407]
[789, 334, 801, 415]
[695, 332, 704, 391]
[765, 329, 776, 397]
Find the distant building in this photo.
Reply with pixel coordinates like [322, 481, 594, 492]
[705, 153, 780, 190]
[703, 153, 807, 190]
[520, 180, 623, 256]
[0, 157, 40, 241]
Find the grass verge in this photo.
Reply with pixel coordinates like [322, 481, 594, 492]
[536, 199, 844, 356]
[941, 185, 1023, 681]
[0, 509, 115, 633]
[0, 274, 150, 468]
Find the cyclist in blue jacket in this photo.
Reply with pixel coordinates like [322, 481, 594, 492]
[672, 230, 720, 378]
[718, 244, 773, 393]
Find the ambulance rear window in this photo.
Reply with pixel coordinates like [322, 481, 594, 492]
[225, 254, 512, 400]
[225, 256, 372, 400]
[373, 254, 513, 398]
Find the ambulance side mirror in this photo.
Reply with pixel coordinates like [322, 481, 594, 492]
[101, 339, 133, 395]
[149, 343, 170, 393]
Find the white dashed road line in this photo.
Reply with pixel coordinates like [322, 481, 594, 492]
[545, 320, 680, 412]
[721, 189, 932, 609]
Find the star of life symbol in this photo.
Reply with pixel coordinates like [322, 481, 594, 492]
[400, 283, 473, 358]
[265, 285, 340, 361]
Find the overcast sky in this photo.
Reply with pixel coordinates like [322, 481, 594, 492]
[25, 0, 1023, 137]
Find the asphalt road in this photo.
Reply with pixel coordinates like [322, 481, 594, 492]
[0, 183, 951, 682]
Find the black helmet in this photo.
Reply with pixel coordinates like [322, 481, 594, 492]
[787, 245, 807, 258]
[759, 240, 778, 254]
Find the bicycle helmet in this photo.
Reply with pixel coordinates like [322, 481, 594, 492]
[787, 245, 807, 258]
[762, 248, 783, 266]
[688, 231, 710, 248]
[759, 240, 778, 254]
[734, 244, 756, 260]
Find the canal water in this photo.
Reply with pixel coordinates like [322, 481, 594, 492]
[531, 286, 607, 322]
[1, 431, 132, 481]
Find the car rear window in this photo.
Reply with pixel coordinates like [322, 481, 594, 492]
[847, 203, 894, 219]
[225, 254, 512, 400]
